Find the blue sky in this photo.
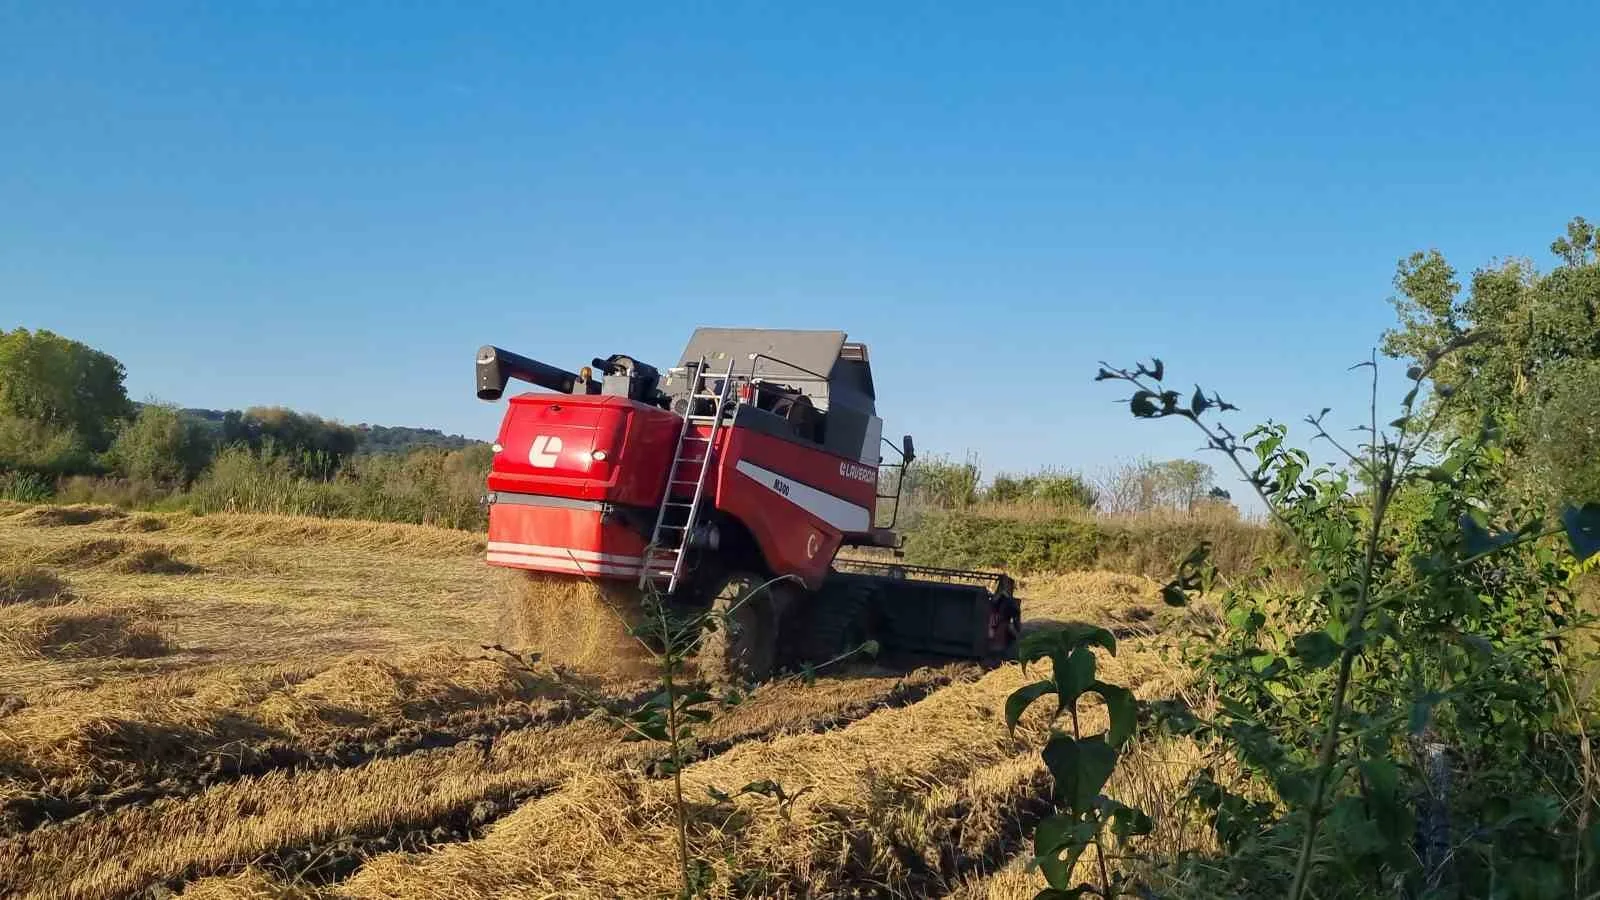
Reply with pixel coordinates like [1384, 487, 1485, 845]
[4, 2, 1597, 503]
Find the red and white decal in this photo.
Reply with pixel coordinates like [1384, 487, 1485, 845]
[734, 460, 872, 532]
[528, 435, 563, 468]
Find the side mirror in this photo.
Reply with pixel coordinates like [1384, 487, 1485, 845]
[901, 434, 916, 465]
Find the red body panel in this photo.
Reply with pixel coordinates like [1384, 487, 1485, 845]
[485, 391, 879, 591]
[486, 504, 649, 578]
[487, 393, 680, 505]
[709, 427, 877, 589]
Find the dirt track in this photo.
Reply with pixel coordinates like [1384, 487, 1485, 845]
[0, 504, 1194, 899]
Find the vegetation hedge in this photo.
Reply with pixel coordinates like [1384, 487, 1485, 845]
[901, 510, 1277, 578]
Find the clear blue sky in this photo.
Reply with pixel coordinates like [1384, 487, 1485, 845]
[4, 2, 1597, 502]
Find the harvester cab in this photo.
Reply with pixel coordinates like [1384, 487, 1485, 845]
[475, 327, 1019, 680]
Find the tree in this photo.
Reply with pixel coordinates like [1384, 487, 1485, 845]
[1380, 215, 1600, 507]
[220, 406, 360, 476]
[1152, 458, 1215, 512]
[1096, 457, 1217, 514]
[108, 403, 215, 485]
[0, 328, 132, 451]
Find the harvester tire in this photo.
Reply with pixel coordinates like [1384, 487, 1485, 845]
[795, 582, 878, 669]
[696, 571, 777, 683]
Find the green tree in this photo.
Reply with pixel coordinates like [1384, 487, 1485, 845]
[108, 403, 215, 485]
[1152, 458, 1215, 512]
[221, 406, 360, 476]
[0, 328, 132, 451]
[1380, 215, 1600, 506]
[0, 415, 90, 474]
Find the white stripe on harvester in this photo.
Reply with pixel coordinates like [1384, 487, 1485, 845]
[734, 460, 871, 533]
[486, 542, 644, 566]
[486, 553, 654, 578]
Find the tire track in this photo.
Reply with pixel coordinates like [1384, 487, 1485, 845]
[1, 680, 660, 837]
[4, 664, 976, 900]
[180, 664, 983, 895]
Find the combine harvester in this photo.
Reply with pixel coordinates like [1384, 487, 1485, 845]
[474, 327, 1020, 680]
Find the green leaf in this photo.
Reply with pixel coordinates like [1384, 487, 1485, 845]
[1033, 813, 1097, 889]
[1460, 512, 1519, 559]
[1358, 759, 1411, 840]
[1562, 503, 1600, 562]
[1042, 732, 1118, 814]
[1104, 801, 1154, 840]
[1005, 679, 1056, 735]
[678, 689, 715, 708]
[1092, 681, 1138, 749]
[1057, 647, 1097, 709]
[1248, 652, 1285, 678]
[1292, 630, 1341, 669]
[1018, 624, 1116, 669]
[1408, 691, 1446, 734]
[1190, 385, 1208, 416]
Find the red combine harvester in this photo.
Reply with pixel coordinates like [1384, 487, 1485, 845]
[475, 327, 1020, 679]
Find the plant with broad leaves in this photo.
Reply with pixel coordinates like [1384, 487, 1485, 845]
[1097, 353, 1600, 899]
[1007, 623, 1150, 898]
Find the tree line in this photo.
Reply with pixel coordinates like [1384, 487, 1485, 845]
[0, 328, 489, 527]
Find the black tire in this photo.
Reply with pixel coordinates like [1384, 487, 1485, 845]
[793, 582, 878, 669]
[695, 571, 778, 682]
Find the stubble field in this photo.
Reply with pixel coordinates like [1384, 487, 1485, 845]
[0, 502, 1209, 899]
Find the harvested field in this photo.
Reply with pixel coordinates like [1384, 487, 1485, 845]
[0, 504, 1205, 899]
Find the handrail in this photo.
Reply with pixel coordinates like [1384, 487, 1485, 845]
[744, 352, 831, 384]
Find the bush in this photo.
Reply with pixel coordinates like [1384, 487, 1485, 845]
[0, 470, 54, 502]
[901, 508, 1276, 577]
[0, 415, 94, 476]
[1527, 358, 1600, 509]
[1094, 457, 1221, 515]
[986, 467, 1097, 509]
[902, 451, 982, 511]
[51, 476, 176, 509]
[106, 403, 214, 486]
[183, 443, 491, 529]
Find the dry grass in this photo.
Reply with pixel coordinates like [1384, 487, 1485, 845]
[333, 663, 1108, 898]
[8, 504, 128, 527]
[0, 600, 173, 660]
[0, 563, 71, 606]
[0, 502, 1213, 900]
[492, 569, 655, 680]
[5, 665, 969, 899]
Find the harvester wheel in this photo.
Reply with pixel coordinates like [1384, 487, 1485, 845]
[794, 583, 878, 670]
[696, 571, 778, 682]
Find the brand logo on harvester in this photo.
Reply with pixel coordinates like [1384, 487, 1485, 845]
[528, 435, 563, 468]
[839, 462, 876, 483]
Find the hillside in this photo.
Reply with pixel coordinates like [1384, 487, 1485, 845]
[172, 406, 485, 454]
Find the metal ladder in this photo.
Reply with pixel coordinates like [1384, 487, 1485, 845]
[638, 357, 738, 594]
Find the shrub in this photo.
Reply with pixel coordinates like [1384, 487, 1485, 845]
[0, 415, 94, 476]
[106, 403, 214, 486]
[902, 451, 982, 511]
[986, 467, 1098, 510]
[900, 509, 1275, 577]
[0, 470, 53, 502]
[1095, 355, 1600, 898]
